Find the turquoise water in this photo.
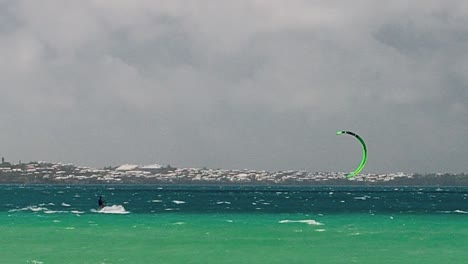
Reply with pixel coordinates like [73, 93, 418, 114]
[1, 185, 468, 263]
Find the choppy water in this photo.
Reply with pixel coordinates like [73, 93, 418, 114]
[1, 185, 468, 263]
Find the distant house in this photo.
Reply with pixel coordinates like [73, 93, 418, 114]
[0, 167, 12, 172]
[140, 164, 163, 173]
[115, 164, 140, 171]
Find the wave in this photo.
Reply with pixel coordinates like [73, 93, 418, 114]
[91, 205, 129, 214]
[9, 206, 77, 214]
[354, 195, 371, 200]
[164, 208, 180, 211]
[439, 210, 468, 214]
[9, 206, 49, 213]
[26, 260, 44, 264]
[279, 219, 324, 225]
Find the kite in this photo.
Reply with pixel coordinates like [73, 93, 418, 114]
[336, 130, 367, 178]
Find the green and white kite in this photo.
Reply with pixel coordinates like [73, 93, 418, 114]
[336, 130, 367, 178]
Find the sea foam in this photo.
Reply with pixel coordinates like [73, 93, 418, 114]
[279, 220, 324, 225]
[9, 206, 49, 213]
[92, 205, 129, 214]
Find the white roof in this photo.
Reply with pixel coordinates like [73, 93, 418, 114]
[116, 164, 140, 171]
[141, 164, 162, 169]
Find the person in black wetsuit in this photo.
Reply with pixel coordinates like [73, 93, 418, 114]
[98, 196, 105, 208]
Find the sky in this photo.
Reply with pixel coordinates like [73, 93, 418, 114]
[0, 0, 467, 173]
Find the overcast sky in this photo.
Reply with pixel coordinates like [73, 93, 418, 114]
[0, 0, 467, 173]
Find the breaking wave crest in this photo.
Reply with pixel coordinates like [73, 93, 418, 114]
[279, 219, 324, 225]
[8, 205, 82, 214]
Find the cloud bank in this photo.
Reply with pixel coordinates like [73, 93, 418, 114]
[0, 0, 467, 173]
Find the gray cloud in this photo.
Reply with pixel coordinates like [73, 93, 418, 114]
[0, 0, 467, 173]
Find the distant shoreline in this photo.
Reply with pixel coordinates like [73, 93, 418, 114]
[1, 161, 467, 186]
[1, 183, 468, 188]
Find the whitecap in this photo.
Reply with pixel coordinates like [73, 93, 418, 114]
[454, 210, 468, 214]
[354, 196, 369, 200]
[31, 206, 48, 212]
[172, 200, 186, 204]
[10, 205, 78, 215]
[315, 229, 326, 232]
[44, 210, 68, 214]
[9, 206, 48, 213]
[279, 220, 324, 225]
[27, 260, 43, 264]
[61, 203, 71, 207]
[151, 200, 162, 203]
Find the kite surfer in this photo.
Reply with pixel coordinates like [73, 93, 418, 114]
[98, 196, 105, 209]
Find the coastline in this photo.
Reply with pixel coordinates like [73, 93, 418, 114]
[1, 161, 467, 186]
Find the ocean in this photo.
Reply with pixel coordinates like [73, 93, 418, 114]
[1, 185, 467, 263]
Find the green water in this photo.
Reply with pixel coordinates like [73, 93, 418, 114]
[2, 213, 467, 264]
